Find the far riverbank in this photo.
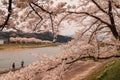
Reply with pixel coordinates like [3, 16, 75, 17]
[0, 43, 58, 50]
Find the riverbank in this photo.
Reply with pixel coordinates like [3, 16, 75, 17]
[0, 67, 21, 75]
[0, 57, 119, 80]
[0, 58, 117, 79]
[60, 58, 119, 80]
[88, 58, 120, 80]
[1, 43, 118, 80]
[0, 43, 58, 50]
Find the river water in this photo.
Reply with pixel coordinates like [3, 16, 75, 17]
[0, 46, 63, 71]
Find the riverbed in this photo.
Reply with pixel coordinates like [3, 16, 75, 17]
[0, 46, 63, 71]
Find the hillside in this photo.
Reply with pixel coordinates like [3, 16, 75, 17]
[0, 31, 72, 43]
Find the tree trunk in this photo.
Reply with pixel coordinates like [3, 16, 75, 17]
[108, 1, 120, 40]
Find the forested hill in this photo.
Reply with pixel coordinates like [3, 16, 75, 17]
[0, 31, 72, 43]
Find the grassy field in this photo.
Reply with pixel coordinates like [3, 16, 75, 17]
[0, 43, 58, 50]
[88, 59, 120, 80]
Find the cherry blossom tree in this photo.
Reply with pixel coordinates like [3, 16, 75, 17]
[0, 0, 70, 42]
[67, 0, 120, 41]
[0, 1, 120, 79]
[0, 0, 120, 41]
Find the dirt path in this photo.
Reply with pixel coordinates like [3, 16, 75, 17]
[61, 58, 118, 80]
[60, 60, 102, 80]
[34, 60, 103, 80]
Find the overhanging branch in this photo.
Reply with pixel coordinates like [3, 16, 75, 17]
[29, 3, 43, 20]
[29, 3, 43, 31]
[91, 0, 107, 14]
[68, 11, 111, 27]
[31, 2, 52, 14]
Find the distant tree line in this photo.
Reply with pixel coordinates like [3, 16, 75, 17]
[0, 31, 72, 43]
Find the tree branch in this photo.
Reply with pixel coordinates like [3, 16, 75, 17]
[88, 23, 101, 43]
[81, 20, 99, 36]
[57, 13, 72, 26]
[24, 10, 33, 21]
[68, 11, 111, 27]
[29, 3, 43, 20]
[31, 2, 52, 14]
[0, 0, 12, 31]
[33, 20, 42, 31]
[29, 3, 43, 31]
[66, 54, 120, 64]
[91, 0, 107, 14]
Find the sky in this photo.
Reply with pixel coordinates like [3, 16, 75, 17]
[59, 26, 81, 36]
[59, 21, 82, 36]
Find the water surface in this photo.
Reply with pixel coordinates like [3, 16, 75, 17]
[0, 46, 63, 71]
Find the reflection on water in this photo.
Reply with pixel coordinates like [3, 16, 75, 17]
[0, 46, 62, 71]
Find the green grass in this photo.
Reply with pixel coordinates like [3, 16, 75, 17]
[88, 59, 120, 80]
[0, 43, 58, 50]
[118, 49, 120, 54]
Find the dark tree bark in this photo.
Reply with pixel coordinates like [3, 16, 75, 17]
[0, 0, 12, 31]
[108, 1, 120, 40]
[31, 2, 56, 42]
[29, 3, 43, 31]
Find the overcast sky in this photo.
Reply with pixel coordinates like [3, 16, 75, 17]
[59, 20, 82, 36]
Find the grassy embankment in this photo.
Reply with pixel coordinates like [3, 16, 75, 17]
[87, 45, 120, 80]
[88, 58, 120, 80]
[0, 43, 58, 50]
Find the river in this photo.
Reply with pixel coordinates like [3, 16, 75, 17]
[0, 46, 63, 71]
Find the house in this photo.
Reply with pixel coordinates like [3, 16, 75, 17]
[0, 38, 9, 44]
[0, 39, 4, 44]
[0, 31, 10, 44]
